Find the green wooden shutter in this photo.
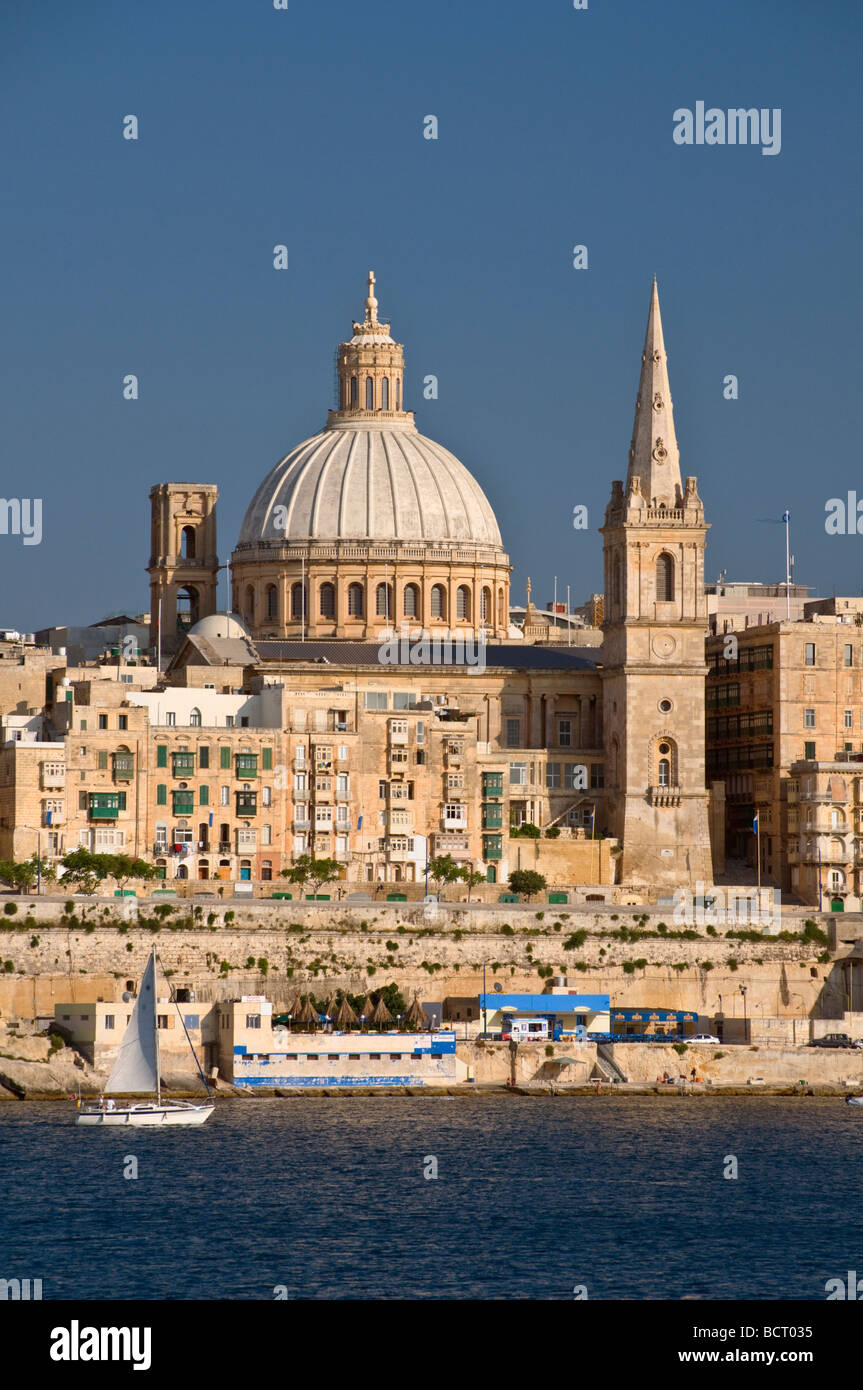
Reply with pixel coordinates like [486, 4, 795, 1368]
[262, 748, 272, 770]
[220, 746, 231, 770]
[157, 745, 167, 768]
[156, 784, 167, 805]
[199, 785, 209, 805]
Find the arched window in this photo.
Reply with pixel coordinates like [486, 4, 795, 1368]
[219, 823, 230, 847]
[612, 554, 622, 611]
[320, 583, 335, 618]
[261, 860, 272, 882]
[198, 861, 209, 880]
[481, 587, 491, 624]
[498, 588, 505, 627]
[176, 863, 188, 880]
[395, 378, 400, 410]
[350, 376, 358, 405]
[431, 584, 446, 620]
[291, 582, 306, 620]
[656, 552, 675, 602]
[180, 525, 196, 559]
[176, 586, 199, 630]
[244, 586, 255, 621]
[656, 738, 675, 788]
[348, 582, 364, 617]
[457, 585, 471, 621]
[403, 583, 419, 619]
[376, 582, 392, 618]
[365, 376, 374, 409]
[381, 377, 389, 410]
[265, 584, 278, 620]
[190, 708, 201, 727]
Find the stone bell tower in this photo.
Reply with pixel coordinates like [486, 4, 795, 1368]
[147, 483, 219, 655]
[600, 281, 714, 887]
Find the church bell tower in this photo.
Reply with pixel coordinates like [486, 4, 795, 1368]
[600, 281, 714, 886]
[147, 483, 219, 654]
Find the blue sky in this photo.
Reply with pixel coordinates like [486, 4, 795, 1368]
[1, 0, 860, 629]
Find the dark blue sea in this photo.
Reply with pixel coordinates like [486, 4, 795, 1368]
[0, 1096, 859, 1300]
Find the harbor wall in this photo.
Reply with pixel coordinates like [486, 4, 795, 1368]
[0, 900, 852, 1030]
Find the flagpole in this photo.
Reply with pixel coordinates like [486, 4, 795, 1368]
[756, 812, 761, 892]
[784, 510, 791, 620]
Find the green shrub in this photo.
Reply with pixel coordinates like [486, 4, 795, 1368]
[726, 957, 739, 972]
[673, 1042, 688, 1055]
[3, 903, 17, 916]
[500, 923, 514, 935]
[48, 1032, 65, 1056]
[545, 1043, 555, 1056]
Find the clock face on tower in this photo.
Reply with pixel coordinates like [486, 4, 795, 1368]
[652, 632, 677, 659]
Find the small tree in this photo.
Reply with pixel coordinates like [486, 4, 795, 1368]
[508, 868, 547, 902]
[459, 868, 485, 903]
[281, 854, 339, 897]
[427, 854, 462, 901]
[307, 857, 340, 896]
[0, 859, 36, 893]
[60, 848, 105, 895]
[108, 854, 159, 894]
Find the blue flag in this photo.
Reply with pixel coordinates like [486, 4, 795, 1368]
[46, 810, 52, 826]
[357, 814, 363, 830]
[753, 813, 759, 833]
[209, 811, 213, 827]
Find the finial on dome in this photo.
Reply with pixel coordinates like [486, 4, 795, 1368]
[365, 269, 378, 324]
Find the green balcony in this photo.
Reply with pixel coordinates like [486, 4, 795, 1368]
[483, 835, 503, 860]
[236, 755, 258, 778]
[482, 773, 504, 797]
[113, 755, 134, 781]
[236, 794, 258, 815]
[172, 794, 194, 815]
[172, 754, 195, 776]
[482, 805, 503, 829]
[89, 793, 125, 820]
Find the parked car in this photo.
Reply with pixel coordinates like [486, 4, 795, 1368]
[689, 1033, 721, 1044]
[808, 1033, 853, 1048]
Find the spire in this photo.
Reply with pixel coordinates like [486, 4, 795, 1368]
[626, 279, 682, 508]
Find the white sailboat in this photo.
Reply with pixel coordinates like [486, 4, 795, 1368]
[76, 950, 214, 1126]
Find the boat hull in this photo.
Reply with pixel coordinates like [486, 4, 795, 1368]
[846, 1096, 863, 1107]
[76, 1102, 214, 1127]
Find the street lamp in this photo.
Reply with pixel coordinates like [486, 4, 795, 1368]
[287, 1013, 292, 1033]
[396, 1013, 402, 1033]
[360, 1013, 366, 1033]
[740, 986, 748, 1041]
[18, 823, 43, 896]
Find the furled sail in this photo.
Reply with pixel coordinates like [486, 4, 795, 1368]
[105, 953, 158, 1094]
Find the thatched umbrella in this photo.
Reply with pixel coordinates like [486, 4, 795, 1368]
[359, 994, 374, 1029]
[404, 995, 429, 1030]
[323, 992, 338, 1020]
[371, 994, 393, 1028]
[333, 994, 358, 1030]
[294, 994, 319, 1030]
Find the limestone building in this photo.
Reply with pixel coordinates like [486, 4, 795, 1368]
[600, 280, 714, 886]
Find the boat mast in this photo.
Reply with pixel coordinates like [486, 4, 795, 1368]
[152, 948, 161, 1106]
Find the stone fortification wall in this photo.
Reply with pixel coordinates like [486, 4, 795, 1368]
[0, 900, 846, 1028]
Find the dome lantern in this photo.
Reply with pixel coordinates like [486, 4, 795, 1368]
[333, 271, 406, 417]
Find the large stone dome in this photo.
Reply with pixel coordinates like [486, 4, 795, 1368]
[229, 271, 510, 641]
[235, 416, 502, 549]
